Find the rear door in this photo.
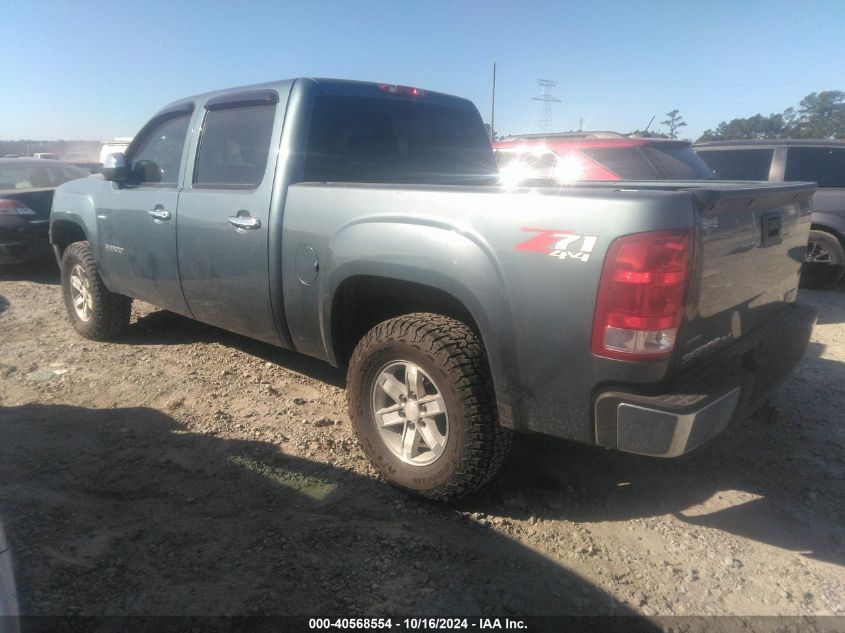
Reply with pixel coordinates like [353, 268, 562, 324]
[96, 106, 194, 315]
[176, 90, 284, 345]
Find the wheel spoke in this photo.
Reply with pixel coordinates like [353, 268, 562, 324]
[405, 364, 425, 398]
[419, 394, 446, 416]
[375, 405, 405, 428]
[808, 242, 829, 263]
[70, 276, 83, 292]
[418, 418, 445, 452]
[74, 295, 85, 309]
[378, 374, 407, 404]
[401, 424, 421, 460]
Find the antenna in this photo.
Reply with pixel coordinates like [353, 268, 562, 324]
[532, 79, 560, 133]
[490, 62, 496, 142]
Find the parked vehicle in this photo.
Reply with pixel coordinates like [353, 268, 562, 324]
[494, 133, 714, 187]
[695, 140, 845, 289]
[32, 153, 61, 160]
[0, 159, 89, 264]
[51, 79, 816, 500]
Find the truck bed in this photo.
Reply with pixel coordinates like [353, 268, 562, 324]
[280, 178, 814, 443]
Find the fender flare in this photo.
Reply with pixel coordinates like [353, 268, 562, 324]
[322, 218, 522, 428]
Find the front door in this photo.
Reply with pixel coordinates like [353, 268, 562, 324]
[176, 91, 282, 345]
[96, 107, 193, 315]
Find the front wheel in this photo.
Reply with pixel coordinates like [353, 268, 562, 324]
[801, 229, 845, 290]
[61, 241, 131, 340]
[346, 313, 512, 501]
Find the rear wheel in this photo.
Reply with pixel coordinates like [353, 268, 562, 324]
[801, 229, 845, 290]
[346, 313, 512, 501]
[61, 241, 131, 340]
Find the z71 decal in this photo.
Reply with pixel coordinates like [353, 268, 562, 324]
[515, 228, 598, 262]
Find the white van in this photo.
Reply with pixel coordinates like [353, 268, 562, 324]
[99, 137, 133, 164]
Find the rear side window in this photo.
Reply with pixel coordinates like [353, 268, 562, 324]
[303, 95, 496, 185]
[194, 104, 276, 189]
[579, 145, 713, 180]
[695, 149, 774, 181]
[784, 147, 845, 188]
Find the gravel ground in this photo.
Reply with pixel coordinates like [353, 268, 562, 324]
[0, 259, 844, 619]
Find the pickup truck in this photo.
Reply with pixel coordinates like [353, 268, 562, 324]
[50, 78, 818, 500]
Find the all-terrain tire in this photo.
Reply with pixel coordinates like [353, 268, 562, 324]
[801, 229, 845, 290]
[61, 241, 131, 340]
[346, 313, 512, 501]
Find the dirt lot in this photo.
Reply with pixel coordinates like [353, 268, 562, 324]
[1, 260, 844, 619]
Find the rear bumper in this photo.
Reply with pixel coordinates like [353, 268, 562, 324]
[594, 302, 817, 457]
[0, 222, 51, 264]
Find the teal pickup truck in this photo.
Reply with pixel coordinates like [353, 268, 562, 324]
[50, 78, 817, 499]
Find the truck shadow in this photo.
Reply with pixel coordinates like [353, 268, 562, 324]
[800, 283, 845, 325]
[118, 309, 346, 388]
[0, 403, 639, 620]
[466, 339, 845, 568]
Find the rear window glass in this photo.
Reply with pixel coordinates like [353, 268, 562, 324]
[495, 148, 559, 181]
[303, 96, 496, 185]
[194, 104, 276, 189]
[0, 163, 87, 189]
[580, 145, 713, 180]
[784, 147, 845, 188]
[695, 149, 774, 181]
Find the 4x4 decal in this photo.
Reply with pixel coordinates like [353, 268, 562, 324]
[515, 228, 598, 262]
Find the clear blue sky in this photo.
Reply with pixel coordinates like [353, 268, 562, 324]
[2, 0, 843, 141]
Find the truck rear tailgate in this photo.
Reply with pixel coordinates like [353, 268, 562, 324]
[679, 182, 815, 367]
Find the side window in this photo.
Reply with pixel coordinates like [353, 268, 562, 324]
[695, 149, 774, 181]
[193, 104, 276, 189]
[785, 148, 845, 188]
[128, 113, 191, 186]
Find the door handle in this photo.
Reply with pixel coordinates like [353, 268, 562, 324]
[228, 210, 261, 232]
[148, 205, 172, 223]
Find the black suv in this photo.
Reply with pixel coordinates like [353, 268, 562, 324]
[695, 140, 845, 289]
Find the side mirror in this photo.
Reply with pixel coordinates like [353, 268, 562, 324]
[102, 152, 128, 182]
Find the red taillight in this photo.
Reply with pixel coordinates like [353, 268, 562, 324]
[592, 230, 691, 361]
[0, 199, 35, 215]
[377, 83, 428, 98]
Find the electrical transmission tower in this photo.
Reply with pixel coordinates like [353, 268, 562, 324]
[532, 79, 560, 132]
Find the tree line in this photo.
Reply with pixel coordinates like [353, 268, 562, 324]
[629, 91, 844, 142]
[693, 90, 844, 142]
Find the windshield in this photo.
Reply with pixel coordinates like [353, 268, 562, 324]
[0, 163, 88, 189]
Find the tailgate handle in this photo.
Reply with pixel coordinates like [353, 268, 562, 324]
[761, 212, 782, 247]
